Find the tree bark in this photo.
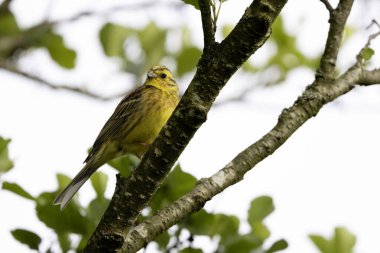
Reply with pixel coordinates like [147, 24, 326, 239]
[84, 0, 288, 252]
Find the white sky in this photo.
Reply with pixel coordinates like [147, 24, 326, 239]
[1, 0, 380, 252]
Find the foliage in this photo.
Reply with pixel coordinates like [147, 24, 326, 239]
[0, 2, 76, 68]
[309, 227, 356, 253]
[0, 0, 375, 252]
[181, 0, 200, 10]
[360, 47, 375, 62]
[2, 148, 361, 252]
[2, 153, 287, 253]
[0, 136, 13, 175]
[11, 229, 42, 251]
[0, 137, 361, 252]
[0, 0, 321, 97]
[222, 16, 319, 86]
[99, 22, 202, 79]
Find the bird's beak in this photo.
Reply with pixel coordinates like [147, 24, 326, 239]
[147, 70, 157, 78]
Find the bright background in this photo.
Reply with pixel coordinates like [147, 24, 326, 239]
[1, 0, 380, 252]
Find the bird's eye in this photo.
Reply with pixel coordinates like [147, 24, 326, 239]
[160, 73, 167, 78]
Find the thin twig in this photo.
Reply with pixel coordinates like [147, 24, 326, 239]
[316, 0, 354, 80]
[210, 0, 222, 33]
[50, 1, 184, 25]
[320, 0, 334, 12]
[0, 63, 126, 101]
[365, 19, 380, 30]
[356, 27, 380, 63]
[199, 0, 215, 49]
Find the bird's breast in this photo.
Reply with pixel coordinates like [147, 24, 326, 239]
[122, 91, 178, 155]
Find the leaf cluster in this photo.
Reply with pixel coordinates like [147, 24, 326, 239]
[2, 140, 357, 253]
[99, 22, 202, 79]
[0, 2, 75, 69]
[2, 143, 287, 253]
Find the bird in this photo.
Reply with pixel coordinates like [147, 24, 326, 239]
[54, 65, 180, 210]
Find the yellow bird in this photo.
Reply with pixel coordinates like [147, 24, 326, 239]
[54, 66, 179, 209]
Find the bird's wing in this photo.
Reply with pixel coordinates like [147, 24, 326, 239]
[84, 85, 147, 163]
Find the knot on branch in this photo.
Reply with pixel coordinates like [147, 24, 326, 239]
[246, 15, 271, 37]
[183, 103, 208, 127]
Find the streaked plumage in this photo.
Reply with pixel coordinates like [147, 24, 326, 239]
[54, 66, 179, 209]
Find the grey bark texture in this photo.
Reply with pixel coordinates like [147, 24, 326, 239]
[84, 0, 380, 252]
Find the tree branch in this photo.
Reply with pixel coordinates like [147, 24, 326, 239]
[50, 1, 184, 26]
[0, 62, 126, 101]
[359, 68, 380, 86]
[316, 0, 354, 80]
[199, 0, 215, 49]
[0, 2, 184, 102]
[320, 0, 334, 12]
[118, 37, 380, 253]
[84, 0, 288, 252]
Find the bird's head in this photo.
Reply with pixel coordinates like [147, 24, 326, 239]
[145, 65, 178, 94]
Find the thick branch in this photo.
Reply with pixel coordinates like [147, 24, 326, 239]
[199, 0, 215, 49]
[316, 0, 354, 79]
[84, 0, 288, 252]
[358, 68, 380, 85]
[120, 59, 379, 253]
[117, 18, 380, 253]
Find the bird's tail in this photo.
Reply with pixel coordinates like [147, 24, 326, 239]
[53, 163, 98, 210]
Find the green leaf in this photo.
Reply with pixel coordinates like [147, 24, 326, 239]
[176, 46, 201, 77]
[167, 165, 197, 198]
[333, 227, 356, 253]
[182, 209, 239, 241]
[154, 231, 171, 250]
[309, 227, 356, 253]
[224, 234, 261, 253]
[248, 196, 274, 241]
[0, 12, 20, 36]
[343, 26, 357, 43]
[309, 235, 330, 253]
[182, 209, 216, 236]
[213, 214, 240, 241]
[56, 173, 71, 189]
[99, 22, 131, 57]
[11, 229, 41, 250]
[151, 164, 196, 211]
[248, 196, 274, 223]
[179, 248, 203, 253]
[251, 222, 270, 242]
[361, 47, 374, 61]
[242, 16, 318, 86]
[181, 0, 200, 9]
[86, 197, 109, 231]
[2, 181, 35, 200]
[266, 239, 288, 253]
[37, 31, 76, 69]
[90, 171, 108, 198]
[77, 237, 89, 253]
[36, 192, 90, 235]
[136, 22, 167, 68]
[0, 136, 13, 174]
[99, 22, 169, 74]
[221, 24, 233, 38]
[108, 155, 139, 177]
[57, 232, 71, 253]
